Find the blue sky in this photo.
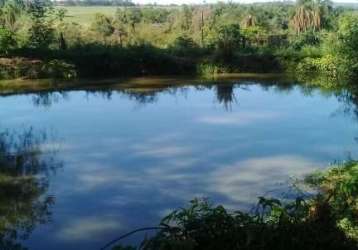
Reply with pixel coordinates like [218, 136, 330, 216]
[133, 0, 358, 5]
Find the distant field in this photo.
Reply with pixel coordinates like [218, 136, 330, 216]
[59, 5, 178, 25]
[60, 6, 118, 25]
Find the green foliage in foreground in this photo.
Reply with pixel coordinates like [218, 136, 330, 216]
[112, 162, 358, 250]
[305, 161, 358, 240]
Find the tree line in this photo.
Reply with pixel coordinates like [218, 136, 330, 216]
[0, 0, 357, 80]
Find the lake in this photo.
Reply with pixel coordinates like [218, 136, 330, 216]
[0, 77, 357, 250]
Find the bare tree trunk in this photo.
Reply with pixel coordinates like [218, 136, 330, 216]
[201, 9, 204, 47]
[59, 32, 67, 50]
[119, 33, 123, 47]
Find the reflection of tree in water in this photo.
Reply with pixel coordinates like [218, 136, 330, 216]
[26, 79, 300, 109]
[112, 83, 240, 109]
[85, 90, 113, 100]
[31, 92, 68, 107]
[0, 128, 61, 249]
[334, 85, 358, 143]
[121, 87, 193, 105]
[337, 86, 358, 120]
[215, 84, 237, 111]
[123, 91, 158, 104]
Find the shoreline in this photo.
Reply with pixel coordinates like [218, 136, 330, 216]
[0, 73, 292, 96]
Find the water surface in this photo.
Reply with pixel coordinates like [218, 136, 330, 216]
[0, 78, 357, 250]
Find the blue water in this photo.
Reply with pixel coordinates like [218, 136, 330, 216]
[0, 79, 357, 250]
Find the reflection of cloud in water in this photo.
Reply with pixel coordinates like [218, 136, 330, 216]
[75, 169, 138, 192]
[197, 111, 282, 125]
[210, 155, 319, 204]
[53, 133, 327, 245]
[148, 157, 200, 171]
[143, 133, 183, 144]
[69, 142, 321, 207]
[56, 216, 121, 241]
[41, 142, 74, 152]
[127, 134, 190, 157]
[132, 145, 191, 158]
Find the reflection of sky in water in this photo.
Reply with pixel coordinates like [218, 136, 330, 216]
[0, 83, 357, 250]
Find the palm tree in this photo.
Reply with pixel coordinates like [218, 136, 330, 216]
[291, 0, 325, 33]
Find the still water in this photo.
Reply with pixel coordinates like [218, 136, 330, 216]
[0, 78, 357, 250]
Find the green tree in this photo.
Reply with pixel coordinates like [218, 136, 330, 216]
[112, 18, 128, 46]
[27, 0, 55, 49]
[0, 27, 15, 54]
[169, 35, 199, 57]
[330, 14, 358, 77]
[141, 7, 169, 24]
[0, 0, 23, 32]
[54, 8, 68, 50]
[127, 8, 141, 32]
[180, 5, 193, 31]
[115, 7, 142, 32]
[91, 13, 115, 38]
[215, 23, 242, 60]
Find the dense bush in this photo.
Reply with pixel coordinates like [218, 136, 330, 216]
[305, 161, 358, 240]
[41, 59, 77, 79]
[0, 57, 77, 79]
[332, 13, 358, 78]
[168, 36, 202, 57]
[56, 44, 197, 77]
[297, 54, 338, 78]
[289, 30, 322, 50]
[0, 28, 15, 55]
[27, 0, 56, 49]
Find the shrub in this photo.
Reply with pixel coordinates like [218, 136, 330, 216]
[0, 28, 15, 55]
[289, 30, 321, 50]
[169, 36, 201, 57]
[41, 59, 77, 80]
[297, 55, 339, 78]
[305, 161, 358, 240]
[111, 196, 356, 250]
[323, 13, 358, 79]
[197, 63, 231, 78]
